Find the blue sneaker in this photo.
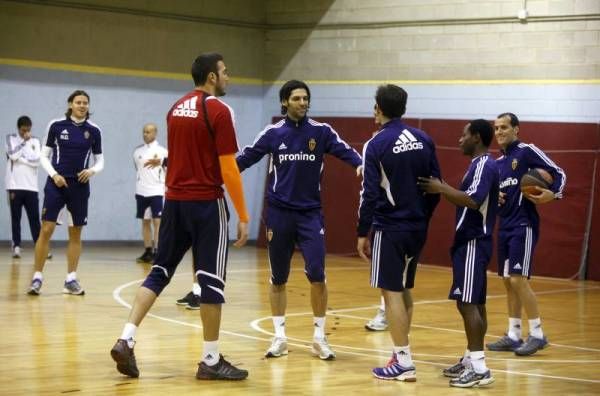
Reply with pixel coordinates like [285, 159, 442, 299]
[486, 335, 523, 351]
[27, 278, 43, 295]
[515, 335, 548, 356]
[63, 279, 85, 295]
[372, 355, 416, 382]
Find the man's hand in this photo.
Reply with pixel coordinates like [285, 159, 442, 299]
[356, 165, 364, 177]
[233, 221, 249, 248]
[144, 157, 162, 169]
[23, 131, 32, 141]
[498, 191, 507, 206]
[77, 169, 95, 183]
[357, 237, 371, 264]
[524, 186, 555, 204]
[52, 174, 68, 188]
[417, 176, 444, 194]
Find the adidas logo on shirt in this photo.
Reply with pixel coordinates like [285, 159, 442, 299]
[453, 288, 462, 295]
[172, 97, 199, 118]
[393, 129, 423, 153]
[514, 263, 522, 270]
[278, 142, 287, 150]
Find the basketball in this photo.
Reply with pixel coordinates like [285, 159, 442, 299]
[520, 168, 553, 195]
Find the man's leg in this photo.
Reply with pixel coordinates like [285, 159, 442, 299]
[384, 289, 410, 347]
[9, 191, 23, 255]
[24, 190, 41, 243]
[511, 276, 548, 355]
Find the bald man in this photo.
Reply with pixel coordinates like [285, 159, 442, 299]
[133, 123, 168, 263]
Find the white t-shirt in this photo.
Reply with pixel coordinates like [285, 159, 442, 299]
[133, 140, 168, 197]
[5, 133, 41, 192]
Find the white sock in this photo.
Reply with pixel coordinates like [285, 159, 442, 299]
[120, 323, 137, 347]
[461, 349, 471, 366]
[529, 318, 544, 339]
[470, 350, 488, 374]
[313, 316, 326, 339]
[508, 317, 522, 340]
[202, 341, 219, 366]
[393, 345, 413, 367]
[379, 296, 385, 310]
[192, 282, 201, 296]
[273, 316, 286, 338]
[66, 272, 77, 282]
[33, 271, 43, 281]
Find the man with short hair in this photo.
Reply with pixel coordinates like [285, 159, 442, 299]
[357, 84, 440, 382]
[5, 116, 41, 258]
[236, 79, 362, 360]
[418, 119, 498, 387]
[111, 53, 250, 380]
[486, 112, 566, 356]
[132, 123, 167, 264]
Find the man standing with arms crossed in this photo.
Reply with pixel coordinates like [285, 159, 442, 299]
[486, 112, 566, 356]
[132, 123, 167, 264]
[357, 84, 440, 381]
[5, 116, 41, 259]
[110, 53, 250, 380]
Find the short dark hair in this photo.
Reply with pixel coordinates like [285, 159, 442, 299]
[17, 116, 32, 129]
[375, 84, 407, 119]
[279, 80, 311, 115]
[468, 119, 494, 147]
[65, 90, 90, 119]
[497, 112, 519, 127]
[191, 53, 223, 86]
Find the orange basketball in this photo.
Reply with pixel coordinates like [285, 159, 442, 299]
[520, 168, 553, 195]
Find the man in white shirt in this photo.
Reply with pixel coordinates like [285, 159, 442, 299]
[132, 123, 167, 263]
[4, 116, 41, 258]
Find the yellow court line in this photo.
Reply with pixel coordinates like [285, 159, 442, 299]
[2, 58, 599, 85]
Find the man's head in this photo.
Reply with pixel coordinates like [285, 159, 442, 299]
[494, 112, 519, 150]
[17, 116, 32, 140]
[460, 119, 493, 156]
[65, 90, 90, 120]
[143, 123, 158, 144]
[191, 53, 228, 96]
[279, 80, 311, 120]
[374, 85, 408, 121]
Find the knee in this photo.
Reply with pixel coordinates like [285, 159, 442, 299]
[508, 276, 526, 290]
[142, 265, 173, 296]
[305, 266, 325, 283]
[271, 283, 286, 292]
[198, 272, 225, 304]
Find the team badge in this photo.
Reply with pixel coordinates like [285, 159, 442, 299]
[266, 229, 273, 242]
[84, 131, 90, 139]
[308, 138, 316, 152]
[511, 158, 518, 170]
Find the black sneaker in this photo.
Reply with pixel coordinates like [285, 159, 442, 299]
[486, 335, 523, 351]
[449, 368, 494, 388]
[442, 359, 468, 378]
[514, 335, 548, 356]
[136, 250, 153, 264]
[176, 291, 195, 306]
[110, 339, 139, 378]
[196, 354, 248, 380]
[185, 293, 201, 310]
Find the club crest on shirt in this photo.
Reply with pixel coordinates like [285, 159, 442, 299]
[511, 158, 518, 170]
[84, 131, 90, 139]
[266, 229, 273, 242]
[308, 138, 316, 152]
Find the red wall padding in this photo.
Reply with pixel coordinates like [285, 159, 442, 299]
[256, 117, 600, 279]
[586, 125, 600, 280]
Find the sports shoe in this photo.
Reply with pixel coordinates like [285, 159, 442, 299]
[514, 334, 549, 356]
[176, 291, 195, 306]
[185, 293, 201, 310]
[12, 246, 21, 259]
[110, 339, 139, 378]
[372, 360, 417, 382]
[27, 278, 43, 295]
[311, 337, 336, 360]
[47, 252, 53, 260]
[136, 250, 153, 264]
[443, 359, 469, 378]
[63, 279, 85, 295]
[196, 354, 248, 380]
[365, 308, 388, 331]
[265, 337, 288, 358]
[486, 335, 523, 351]
[449, 368, 494, 387]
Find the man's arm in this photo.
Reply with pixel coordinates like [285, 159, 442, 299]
[236, 128, 273, 172]
[525, 144, 566, 202]
[324, 125, 363, 168]
[6, 134, 25, 161]
[219, 154, 249, 247]
[417, 177, 478, 209]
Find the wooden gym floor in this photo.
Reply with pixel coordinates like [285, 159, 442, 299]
[1, 245, 599, 395]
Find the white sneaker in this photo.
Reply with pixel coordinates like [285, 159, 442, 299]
[312, 337, 336, 360]
[265, 337, 288, 358]
[365, 308, 388, 331]
[12, 246, 21, 259]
